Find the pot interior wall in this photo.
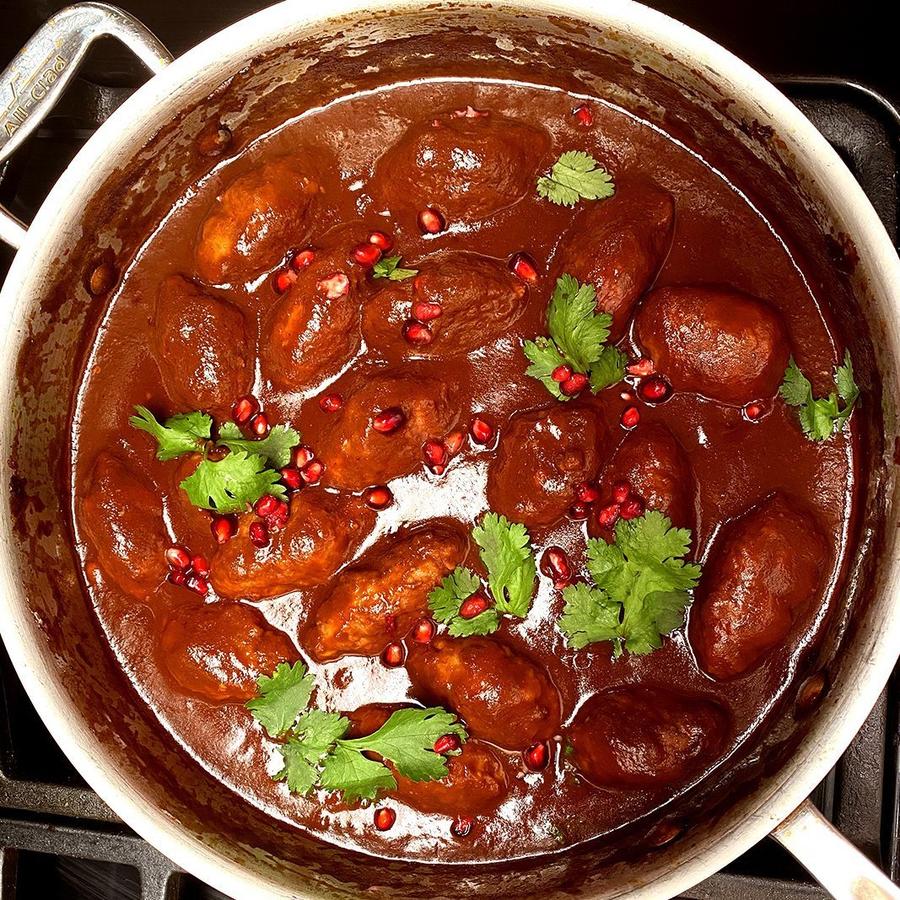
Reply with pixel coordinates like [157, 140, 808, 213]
[1, 4, 895, 897]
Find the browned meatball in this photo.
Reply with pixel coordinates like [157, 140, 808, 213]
[306, 525, 467, 662]
[589, 424, 695, 538]
[261, 247, 364, 391]
[211, 491, 373, 601]
[195, 156, 320, 284]
[690, 494, 826, 680]
[315, 370, 460, 491]
[487, 404, 608, 529]
[556, 180, 675, 340]
[158, 601, 296, 702]
[363, 252, 528, 361]
[406, 636, 560, 749]
[634, 285, 790, 405]
[78, 452, 167, 598]
[154, 275, 251, 414]
[569, 686, 729, 788]
[375, 108, 551, 222]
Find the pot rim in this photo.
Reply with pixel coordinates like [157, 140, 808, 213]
[1, 0, 899, 897]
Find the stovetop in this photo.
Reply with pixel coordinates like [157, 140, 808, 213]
[1, 3, 898, 898]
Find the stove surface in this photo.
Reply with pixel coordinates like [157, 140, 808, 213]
[0, 2, 898, 898]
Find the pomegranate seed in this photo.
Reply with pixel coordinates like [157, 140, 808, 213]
[423, 438, 448, 474]
[620, 497, 645, 520]
[368, 231, 393, 251]
[250, 413, 270, 437]
[254, 494, 278, 517]
[412, 618, 435, 643]
[352, 242, 382, 267]
[372, 407, 406, 434]
[402, 319, 433, 346]
[744, 402, 763, 421]
[381, 642, 405, 667]
[569, 502, 589, 521]
[292, 445, 314, 468]
[373, 807, 396, 831]
[301, 459, 325, 485]
[459, 592, 490, 619]
[540, 546, 572, 589]
[317, 272, 350, 299]
[167, 570, 187, 587]
[627, 357, 655, 377]
[187, 575, 209, 596]
[638, 374, 672, 404]
[444, 430, 465, 457]
[190, 554, 210, 577]
[551, 364, 573, 383]
[232, 395, 259, 424]
[364, 485, 393, 510]
[612, 481, 631, 504]
[469, 416, 493, 445]
[267, 499, 290, 530]
[433, 734, 461, 755]
[576, 482, 600, 504]
[451, 816, 473, 837]
[280, 466, 302, 490]
[165, 546, 191, 571]
[273, 269, 297, 294]
[411, 300, 443, 322]
[573, 104, 593, 127]
[210, 515, 237, 544]
[319, 392, 343, 413]
[249, 521, 269, 548]
[291, 248, 316, 271]
[595, 503, 620, 528]
[621, 406, 640, 429]
[418, 207, 446, 234]
[509, 252, 539, 284]
[524, 741, 549, 771]
[561, 373, 589, 397]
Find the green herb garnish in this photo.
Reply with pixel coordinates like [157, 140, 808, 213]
[372, 255, 418, 281]
[536, 150, 615, 207]
[779, 352, 859, 441]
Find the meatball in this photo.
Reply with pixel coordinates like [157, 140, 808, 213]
[569, 686, 729, 788]
[158, 601, 296, 702]
[195, 156, 320, 285]
[154, 275, 251, 414]
[375, 108, 551, 222]
[690, 493, 826, 680]
[634, 285, 790, 405]
[556, 180, 675, 340]
[589, 424, 695, 538]
[211, 491, 373, 601]
[363, 252, 528, 360]
[261, 246, 364, 392]
[487, 404, 608, 529]
[306, 525, 467, 662]
[314, 370, 460, 490]
[78, 452, 167, 598]
[406, 636, 560, 749]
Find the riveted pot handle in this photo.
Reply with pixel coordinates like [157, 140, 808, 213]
[0, 2, 173, 249]
[772, 799, 900, 899]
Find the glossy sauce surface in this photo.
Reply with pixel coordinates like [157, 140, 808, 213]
[70, 77, 856, 862]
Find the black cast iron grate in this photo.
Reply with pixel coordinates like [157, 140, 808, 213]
[0, 32, 897, 900]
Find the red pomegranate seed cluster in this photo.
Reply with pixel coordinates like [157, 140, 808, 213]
[469, 415, 494, 445]
[433, 733, 461, 755]
[523, 740, 549, 771]
[210, 514, 237, 544]
[272, 248, 316, 294]
[372, 407, 406, 434]
[508, 251, 539, 284]
[417, 207, 446, 235]
[250, 494, 291, 547]
[458, 591, 490, 619]
[319, 392, 343, 413]
[381, 641, 405, 668]
[573, 104, 593, 127]
[411, 618, 435, 644]
[368, 231, 393, 252]
[165, 544, 210, 595]
[422, 428, 466, 475]
[594, 479, 645, 529]
[403, 276, 445, 347]
[637, 373, 672, 404]
[363, 485, 393, 510]
[540, 546, 572, 589]
[373, 807, 396, 831]
[621, 405, 641, 429]
[232, 394, 259, 424]
[550, 364, 588, 397]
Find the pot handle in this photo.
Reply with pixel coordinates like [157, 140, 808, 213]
[772, 799, 900, 899]
[0, 2, 173, 249]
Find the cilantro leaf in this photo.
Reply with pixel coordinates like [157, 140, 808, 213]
[472, 513, 536, 618]
[276, 710, 349, 794]
[429, 567, 501, 636]
[559, 583, 621, 649]
[780, 353, 859, 441]
[589, 345, 628, 393]
[180, 450, 285, 513]
[318, 745, 396, 804]
[372, 255, 418, 281]
[779, 358, 813, 407]
[217, 421, 300, 469]
[523, 337, 566, 400]
[130, 405, 211, 461]
[537, 151, 615, 207]
[246, 661, 316, 737]
[547, 274, 612, 372]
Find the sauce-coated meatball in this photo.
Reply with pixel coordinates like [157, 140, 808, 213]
[555, 180, 675, 340]
[690, 493, 826, 680]
[488, 404, 608, 529]
[406, 636, 560, 749]
[306, 525, 467, 662]
[195, 156, 320, 284]
[569, 686, 729, 788]
[634, 285, 790, 405]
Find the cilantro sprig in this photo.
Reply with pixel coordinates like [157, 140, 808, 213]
[372, 255, 418, 281]
[428, 513, 536, 636]
[537, 150, 615, 207]
[523, 274, 626, 399]
[217, 421, 300, 468]
[130, 406, 211, 460]
[246, 662, 466, 804]
[180, 451, 286, 513]
[779, 352, 859, 441]
[558, 510, 701, 656]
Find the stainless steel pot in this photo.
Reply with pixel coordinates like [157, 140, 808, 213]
[1, 2, 898, 898]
